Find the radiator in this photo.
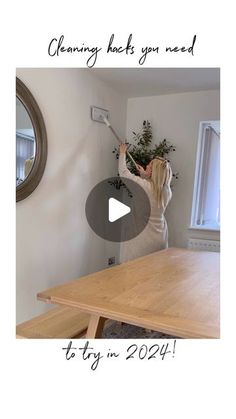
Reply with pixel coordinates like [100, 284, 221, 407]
[188, 238, 220, 252]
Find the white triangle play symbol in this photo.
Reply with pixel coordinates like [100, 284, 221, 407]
[108, 198, 131, 222]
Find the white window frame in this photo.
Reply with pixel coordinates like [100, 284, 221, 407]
[190, 120, 220, 231]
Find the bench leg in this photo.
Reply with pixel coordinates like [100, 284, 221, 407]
[86, 315, 106, 338]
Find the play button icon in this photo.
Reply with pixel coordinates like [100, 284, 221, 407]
[108, 198, 131, 222]
[85, 176, 151, 242]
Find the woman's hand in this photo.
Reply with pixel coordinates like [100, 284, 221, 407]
[136, 164, 146, 177]
[136, 162, 152, 178]
[119, 143, 128, 154]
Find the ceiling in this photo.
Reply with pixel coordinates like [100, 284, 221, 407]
[91, 68, 220, 98]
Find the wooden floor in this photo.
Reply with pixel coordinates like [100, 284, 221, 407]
[38, 248, 220, 339]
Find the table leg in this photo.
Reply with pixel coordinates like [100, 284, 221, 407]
[86, 314, 107, 338]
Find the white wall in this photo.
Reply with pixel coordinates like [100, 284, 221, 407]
[16, 68, 127, 323]
[126, 90, 220, 248]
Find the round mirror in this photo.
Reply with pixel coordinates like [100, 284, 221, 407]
[16, 97, 36, 186]
[16, 78, 47, 201]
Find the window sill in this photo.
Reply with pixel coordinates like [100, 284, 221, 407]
[189, 226, 220, 232]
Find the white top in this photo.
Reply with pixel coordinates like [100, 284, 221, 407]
[118, 154, 172, 262]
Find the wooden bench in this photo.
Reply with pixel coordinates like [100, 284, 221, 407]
[16, 306, 90, 339]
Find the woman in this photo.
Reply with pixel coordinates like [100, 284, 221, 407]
[118, 143, 172, 262]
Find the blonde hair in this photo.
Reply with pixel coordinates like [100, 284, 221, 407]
[150, 157, 172, 208]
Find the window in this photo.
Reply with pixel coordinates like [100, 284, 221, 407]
[190, 121, 220, 231]
[16, 129, 35, 186]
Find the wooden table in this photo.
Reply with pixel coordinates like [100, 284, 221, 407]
[37, 248, 220, 339]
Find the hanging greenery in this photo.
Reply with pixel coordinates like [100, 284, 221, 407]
[112, 120, 178, 179]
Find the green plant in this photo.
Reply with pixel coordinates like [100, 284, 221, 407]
[113, 120, 178, 179]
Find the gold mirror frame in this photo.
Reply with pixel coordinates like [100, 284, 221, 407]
[16, 77, 47, 202]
